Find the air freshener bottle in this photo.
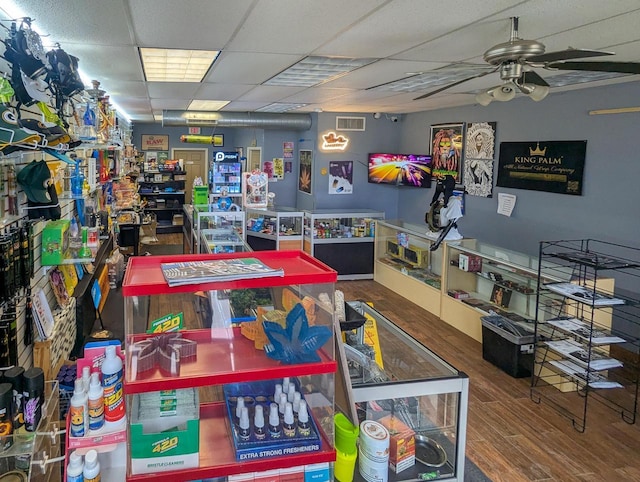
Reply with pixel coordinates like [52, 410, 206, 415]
[283, 402, 296, 438]
[254, 404, 266, 440]
[238, 406, 251, 441]
[3, 366, 24, 432]
[102, 346, 124, 427]
[297, 399, 311, 436]
[268, 403, 281, 438]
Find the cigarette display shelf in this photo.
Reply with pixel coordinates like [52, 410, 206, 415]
[121, 250, 338, 480]
[373, 220, 444, 317]
[442, 239, 560, 342]
[530, 239, 640, 432]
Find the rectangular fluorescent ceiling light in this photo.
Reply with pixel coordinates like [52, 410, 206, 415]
[256, 103, 308, 113]
[265, 56, 377, 87]
[188, 100, 230, 110]
[140, 48, 219, 82]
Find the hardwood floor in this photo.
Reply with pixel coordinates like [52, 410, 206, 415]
[335, 280, 640, 482]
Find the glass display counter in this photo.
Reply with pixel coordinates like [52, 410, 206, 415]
[442, 239, 562, 342]
[191, 205, 246, 254]
[303, 209, 384, 280]
[200, 228, 251, 254]
[245, 206, 304, 251]
[374, 220, 444, 317]
[344, 301, 469, 482]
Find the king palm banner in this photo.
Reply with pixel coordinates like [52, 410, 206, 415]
[497, 140, 587, 195]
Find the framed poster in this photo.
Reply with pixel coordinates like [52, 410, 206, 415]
[464, 122, 496, 198]
[298, 149, 313, 194]
[430, 123, 464, 183]
[329, 161, 353, 194]
[141, 134, 169, 151]
[213, 134, 224, 147]
[497, 141, 587, 195]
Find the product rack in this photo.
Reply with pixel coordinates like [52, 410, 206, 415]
[530, 239, 640, 432]
[121, 250, 338, 480]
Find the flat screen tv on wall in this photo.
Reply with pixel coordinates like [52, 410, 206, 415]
[367, 153, 432, 187]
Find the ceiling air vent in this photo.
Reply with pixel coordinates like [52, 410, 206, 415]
[336, 116, 366, 131]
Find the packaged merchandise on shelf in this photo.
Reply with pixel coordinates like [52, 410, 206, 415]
[129, 388, 200, 474]
[223, 379, 323, 462]
[41, 219, 70, 265]
[377, 415, 416, 473]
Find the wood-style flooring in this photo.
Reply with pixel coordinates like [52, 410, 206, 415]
[336, 280, 640, 482]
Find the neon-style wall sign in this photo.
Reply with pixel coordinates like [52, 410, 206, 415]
[321, 131, 349, 151]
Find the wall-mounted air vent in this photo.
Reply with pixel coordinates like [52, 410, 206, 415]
[336, 116, 366, 131]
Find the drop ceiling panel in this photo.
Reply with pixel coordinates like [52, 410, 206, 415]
[147, 83, 202, 98]
[150, 99, 191, 110]
[225, 0, 387, 54]
[67, 46, 143, 82]
[12, 0, 133, 47]
[103, 81, 149, 99]
[279, 87, 354, 104]
[128, 0, 254, 49]
[237, 85, 307, 102]
[221, 101, 276, 111]
[204, 52, 302, 84]
[316, 0, 524, 58]
[195, 83, 255, 99]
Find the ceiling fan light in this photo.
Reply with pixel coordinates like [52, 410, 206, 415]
[493, 84, 516, 101]
[476, 92, 494, 106]
[529, 84, 550, 101]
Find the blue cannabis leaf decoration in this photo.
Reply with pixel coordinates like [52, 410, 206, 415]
[263, 302, 332, 364]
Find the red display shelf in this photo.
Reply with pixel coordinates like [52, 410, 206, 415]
[125, 328, 336, 394]
[66, 413, 127, 449]
[122, 250, 337, 296]
[126, 402, 335, 481]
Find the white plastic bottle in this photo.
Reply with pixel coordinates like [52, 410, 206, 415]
[83, 449, 101, 482]
[66, 450, 84, 482]
[102, 345, 125, 427]
[69, 379, 88, 437]
[87, 372, 104, 431]
[81, 366, 91, 393]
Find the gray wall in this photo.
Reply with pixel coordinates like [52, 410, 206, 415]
[397, 81, 640, 257]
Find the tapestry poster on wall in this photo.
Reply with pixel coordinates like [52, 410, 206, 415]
[496, 140, 587, 195]
[464, 121, 496, 198]
[430, 123, 464, 184]
[298, 149, 313, 194]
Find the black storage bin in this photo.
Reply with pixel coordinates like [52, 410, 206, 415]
[481, 315, 535, 378]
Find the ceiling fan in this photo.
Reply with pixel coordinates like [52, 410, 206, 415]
[413, 17, 640, 104]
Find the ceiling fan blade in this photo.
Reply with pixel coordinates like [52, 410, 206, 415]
[413, 69, 495, 101]
[522, 70, 549, 86]
[528, 48, 614, 63]
[548, 61, 640, 74]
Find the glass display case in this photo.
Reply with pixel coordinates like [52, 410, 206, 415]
[193, 206, 246, 254]
[121, 251, 338, 480]
[344, 301, 469, 482]
[374, 220, 444, 317]
[245, 206, 304, 251]
[200, 228, 251, 254]
[303, 209, 385, 280]
[442, 239, 562, 342]
[0, 381, 64, 481]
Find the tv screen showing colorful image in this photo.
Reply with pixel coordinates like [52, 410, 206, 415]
[368, 153, 432, 187]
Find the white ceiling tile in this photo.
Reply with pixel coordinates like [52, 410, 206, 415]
[205, 52, 302, 84]
[195, 83, 255, 99]
[237, 85, 307, 102]
[147, 83, 202, 98]
[150, 99, 191, 110]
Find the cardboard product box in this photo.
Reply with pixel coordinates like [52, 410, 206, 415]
[41, 219, 70, 265]
[254, 469, 280, 482]
[377, 415, 416, 473]
[458, 253, 482, 272]
[304, 463, 331, 482]
[280, 466, 304, 482]
[447, 289, 470, 300]
[129, 390, 200, 474]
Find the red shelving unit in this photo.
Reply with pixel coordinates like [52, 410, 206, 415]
[125, 328, 336, 394]
[122, 250, 338, 481]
